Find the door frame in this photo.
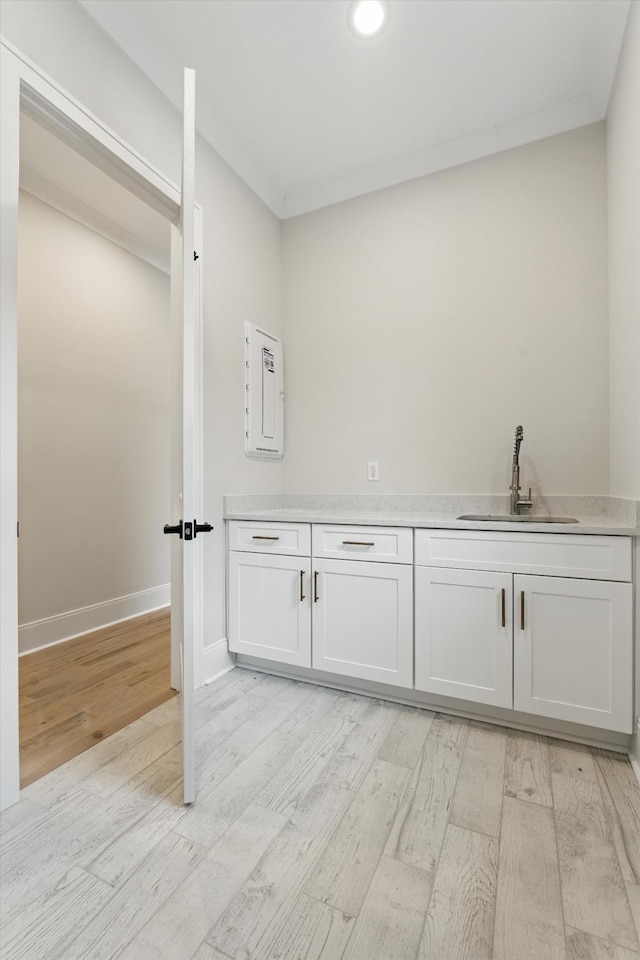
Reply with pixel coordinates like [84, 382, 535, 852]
[0, 37, 204, 811]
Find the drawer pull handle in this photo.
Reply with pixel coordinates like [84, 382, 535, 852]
[252, 535, 280, 541]
[520, 590, 525, 630]
[300, 570, 305, 602]
[501, 588, 506, 628]
[314, 571, 319, 603]
[342, 540, 375, 547]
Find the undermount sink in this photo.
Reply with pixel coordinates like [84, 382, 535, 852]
[457, 514, 578, 524]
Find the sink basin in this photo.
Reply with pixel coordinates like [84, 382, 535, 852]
[457, 514, 578, 524]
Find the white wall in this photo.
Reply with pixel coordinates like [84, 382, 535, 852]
[1, 0, 285, 674]
[282, 124, 609, 497]
[18, 190, 170, 649]
[198, 134, 284, 668]
[607, 1, 640, 501]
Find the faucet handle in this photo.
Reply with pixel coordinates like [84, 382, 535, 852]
[519, 488, 533, 508]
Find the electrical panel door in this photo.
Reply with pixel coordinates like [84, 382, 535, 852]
[244, 322, 284, 458]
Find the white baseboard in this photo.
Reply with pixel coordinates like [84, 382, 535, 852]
[19, 584, 170, 655]
[630, 719, 640, 787]
[201, 638, 235, 687]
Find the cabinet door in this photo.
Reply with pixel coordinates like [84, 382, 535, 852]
[415, 567, 513, 708]
[228, 552, 311, 667]
[513, 575, 632, 732]
[312, 560, 413, 687]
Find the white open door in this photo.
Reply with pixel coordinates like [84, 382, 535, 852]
[166, 67, 202, 805]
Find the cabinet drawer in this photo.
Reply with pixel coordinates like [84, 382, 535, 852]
[312, 525, 413, 564]
[414, 530, 631, 581]
[228, 521, 310, 556]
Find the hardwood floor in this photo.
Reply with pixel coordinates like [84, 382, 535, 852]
[19, 609, 175, 788]
[2, 668, 639, 960]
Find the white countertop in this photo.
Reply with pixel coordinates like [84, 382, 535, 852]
[224, 505, 638, 536]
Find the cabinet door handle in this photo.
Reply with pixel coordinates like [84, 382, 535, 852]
[313, 571, 319, 603]
[520, 590, 525, 630]
[300, 570, 305, 602]
[252, 535, 280, 541]
[501, 588, 506, 628]
[342, 540, 375, 547]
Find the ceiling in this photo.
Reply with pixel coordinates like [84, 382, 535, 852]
[78, 0, 630, 219]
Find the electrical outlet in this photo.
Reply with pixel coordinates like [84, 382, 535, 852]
[367, 461, 379, 482]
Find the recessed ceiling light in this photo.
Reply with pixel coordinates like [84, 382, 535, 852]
[347, 0, 390, 39]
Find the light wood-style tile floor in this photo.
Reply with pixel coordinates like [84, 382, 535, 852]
[1, 668, 638, 960]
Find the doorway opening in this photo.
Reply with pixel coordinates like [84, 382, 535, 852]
[1, 45, 201, 811]
[17, 111, 175, 787]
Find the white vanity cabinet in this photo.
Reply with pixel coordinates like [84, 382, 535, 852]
[228, 520, 633, 736]
[414, 530, 633, 733]
[310, 523, 413, 686]
[228, 521, 414, 687]
[228, 522, 312, 667]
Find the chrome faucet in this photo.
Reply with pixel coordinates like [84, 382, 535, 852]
[509, 425, 533, 515]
